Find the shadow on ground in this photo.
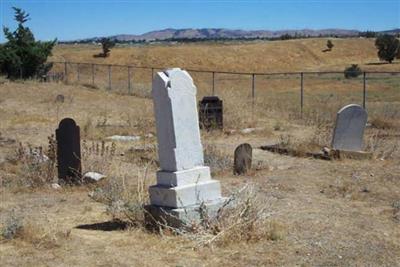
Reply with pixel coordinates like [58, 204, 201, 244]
[366, 62, 399, 65]
[76, 220, 128, 231]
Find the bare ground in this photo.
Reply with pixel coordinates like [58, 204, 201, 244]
[1, 149, 399, 266]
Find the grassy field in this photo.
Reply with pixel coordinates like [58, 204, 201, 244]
[51, 38, 400, 72]
[1, 38, 400, 266]
[49, 38, 400, 129]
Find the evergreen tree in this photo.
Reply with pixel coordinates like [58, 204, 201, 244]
[100, 38, 115, 57]
[326, 40, 334, 51]
[0, 7, 56, 79]
[375, 34, 399, 63]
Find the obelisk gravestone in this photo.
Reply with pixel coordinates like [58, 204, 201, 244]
[146, 68, 225, 228]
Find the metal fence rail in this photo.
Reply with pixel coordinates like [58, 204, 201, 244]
[48, 61, 400, 120]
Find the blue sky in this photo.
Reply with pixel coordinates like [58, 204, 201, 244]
[1, 0, 399, 42]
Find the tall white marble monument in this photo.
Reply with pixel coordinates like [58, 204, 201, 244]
[146, 68, 225, 227]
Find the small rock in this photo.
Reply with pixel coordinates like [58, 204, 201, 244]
[322, 147, 331, 155]
[107, 135, 140, 142]
[51, 183, 61, 190]
[361, 187, 370, 193]
[31, 151, 49, 163]
[224, 129, 236, 135]
[240, 128, 256, 134]
[277, 165, 288, 170]
[83, 172, 106, 183]
[88, 191, 95, 198]
[268, 166, 275, 171]
[393, 200, 400, 210]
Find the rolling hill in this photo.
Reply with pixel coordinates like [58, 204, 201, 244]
[71, 28, 399, 43]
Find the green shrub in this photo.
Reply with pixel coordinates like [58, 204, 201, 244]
[326, 40, 334, 50]
[344, 64, 362, 79]
[100, 38, 115, 57]
[375, 34, 400, 63]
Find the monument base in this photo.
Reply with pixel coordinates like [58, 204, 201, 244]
[332, 149, 373, 160]
[144, 198, 227, 229]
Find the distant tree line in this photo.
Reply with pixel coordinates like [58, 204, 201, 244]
[61, 31, 399, 45]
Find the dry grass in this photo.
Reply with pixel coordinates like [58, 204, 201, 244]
[51, 38, 400, 73]
[48, 39, 400, 132]
[176, 184, 284, 248]
[1, 211, 71, 249]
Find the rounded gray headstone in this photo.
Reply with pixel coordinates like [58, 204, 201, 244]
[331, 104, 367, 151]
[234, 143, 252, 175]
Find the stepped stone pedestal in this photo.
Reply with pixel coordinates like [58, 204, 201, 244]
[145, 68, 226, 228]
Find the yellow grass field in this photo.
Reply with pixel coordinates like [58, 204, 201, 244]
[51, 38, 400, 72]
[1, 38, 400, 266]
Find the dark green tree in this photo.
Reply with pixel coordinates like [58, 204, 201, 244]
[344, 64, 362, 79]
[0, 7, 56, 79]
[375, 34, 400, 63]
[326, 40, 334, 51]
[397, 42, 400, 59]
[100, 38, 115, 57]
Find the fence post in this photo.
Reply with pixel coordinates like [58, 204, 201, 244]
[77, 63, 80, 82]
[64, 62, 68, 84]
[108, 65, 112, 90]
[363, 72, 367, 109]
[251, 74, 256, 120]
[212, 72, 215, 95]
[151, 68, 154, 89]
[91, 64, 95, 85]
[128, 66, 132, 94]
[300, 72, 304, 117]
[251, 73, 255, 105]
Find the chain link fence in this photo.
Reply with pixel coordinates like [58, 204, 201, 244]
[48, 61, 400, 125]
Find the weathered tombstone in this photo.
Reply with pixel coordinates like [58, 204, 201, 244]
[199, 96, 223, 130]
[146, 68, 225, 228]
[56, 118, 82, 183]
[234, 143, 252, 175]
[331, 104, 367, 151]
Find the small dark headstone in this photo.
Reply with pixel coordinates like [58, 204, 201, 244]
[199, 96, 223, 130]
[56, 118, 81, 183]
[234, 143, 252, 175]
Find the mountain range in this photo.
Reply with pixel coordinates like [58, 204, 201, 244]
[76, 28, 400, 42]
